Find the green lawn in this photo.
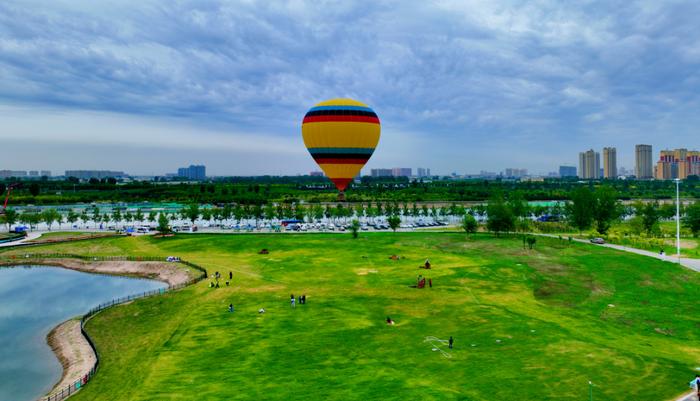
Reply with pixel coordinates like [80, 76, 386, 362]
[3, 233, 699, 401]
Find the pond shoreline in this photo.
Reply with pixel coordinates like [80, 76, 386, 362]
[0, 259, 196, 400]
[46, 320, 95, 398]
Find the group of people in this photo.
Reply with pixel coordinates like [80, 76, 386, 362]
[291, 294, 307, 308]
[210, 271, 234, 288]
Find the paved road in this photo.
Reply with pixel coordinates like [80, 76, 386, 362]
[676, 391, 697, 401]
[593, 241, 700, 273]
[0, 231, 41, 248]
[539, 234, 700, 273]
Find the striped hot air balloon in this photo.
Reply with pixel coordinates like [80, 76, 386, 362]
[301, 98, 381, 196]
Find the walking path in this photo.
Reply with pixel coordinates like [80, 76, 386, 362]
[0, 231, 41, 247]
[539, 234, 700, 273]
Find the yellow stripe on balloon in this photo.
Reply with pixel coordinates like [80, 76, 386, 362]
[318, 163, 364, 178]
[313, 98, 369, 107]
[302, 122, 380, 148]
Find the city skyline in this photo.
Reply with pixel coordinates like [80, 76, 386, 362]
[2, 2, 700, 175]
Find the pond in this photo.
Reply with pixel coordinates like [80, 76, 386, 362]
[0, 265, 167, 401]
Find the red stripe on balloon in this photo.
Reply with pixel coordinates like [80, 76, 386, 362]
[302, 115, 380, 124]
[331, 178, 353, 192]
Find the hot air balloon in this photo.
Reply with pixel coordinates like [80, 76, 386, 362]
[301, 98, 381, 200]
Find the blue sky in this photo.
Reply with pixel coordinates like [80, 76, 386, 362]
[1, 0, 700, 176]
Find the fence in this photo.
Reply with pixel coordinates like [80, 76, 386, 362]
[0, 232, 26, 244]
[24, 255, 208, 401]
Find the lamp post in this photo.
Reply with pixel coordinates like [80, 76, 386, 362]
[589, 381, 593, 401]
[675, 178, 681, 263]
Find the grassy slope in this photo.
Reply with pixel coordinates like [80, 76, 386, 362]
[4, 233, 699, 401]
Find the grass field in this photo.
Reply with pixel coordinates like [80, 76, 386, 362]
[3, 233, 699, 401]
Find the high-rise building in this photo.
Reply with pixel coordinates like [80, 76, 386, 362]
[504, 168, 527, 178]
[416, 167, 432, 177]
[578, 149, 600, 179]
[0, 170, 28, 178]
[65, 170, 126, 180]
[655, 149, 700, 180]
[559, 166, 577, 177]
[635, 144, 653, 179]
[603, 147, 617, 179]
[370, 168, 392, 177]
[392, 167, 412, 177]
[40, 170, 51, 177]
[29, 171, 39, 177]
[176, 165, 206, 180]
[309, 171, 324, 177]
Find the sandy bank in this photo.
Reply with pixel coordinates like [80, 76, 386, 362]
[45, 320, 96, 398]
[2, 258, 194, 286]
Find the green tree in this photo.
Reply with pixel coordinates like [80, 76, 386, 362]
[112, 209, 122, 228]
[223, 204, 234, 222]
[157, 212, 171, 234]
[91, 207, 101, 227]
[566, 187, 595, 232]
[80, 210, 90, 227]
[66, 210, 79, 229]
[684, 201, 700, 237]
[637, 202, 660, 235]
[486, 194, 515, 236]
[312, 204, 324, 222]
[29, 183, 40, 196]
[201, 208, 212, 222]
[21, 212, 40, 231]
[41, 209, 61, 231]
[462, 213, 478, 234]
[2, 208, 18, 231]
[134, 209, 144, 224]
[350, 219, 360, 238]
[388, 215, 401, 232]
[593, 186, 620, 235]
[124, 211, 134, 225]
[658, 203, 676, 220]
[184, 204, 200, 224]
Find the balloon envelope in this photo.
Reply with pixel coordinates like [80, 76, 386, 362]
[301, 98, 381, 192]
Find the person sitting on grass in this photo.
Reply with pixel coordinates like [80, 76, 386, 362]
[386, 316, 395, 325]
[424, 259, 431, 269]
[259, 308, 265, 314]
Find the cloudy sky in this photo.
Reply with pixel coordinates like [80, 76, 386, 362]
[1, 0, 700, 176]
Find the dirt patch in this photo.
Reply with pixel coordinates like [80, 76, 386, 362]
[46, 319, 96, 396]
[11, 259, 194, 286]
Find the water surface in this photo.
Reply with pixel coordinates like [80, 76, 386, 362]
[0, 265, 166, 401]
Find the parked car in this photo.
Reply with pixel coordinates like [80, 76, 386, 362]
[590, 238, 605, 244]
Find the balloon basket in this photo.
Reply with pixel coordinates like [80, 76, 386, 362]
[337, 192, 346, 202]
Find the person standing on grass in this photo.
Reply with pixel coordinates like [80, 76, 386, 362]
[449, 336, 454, 349]
[291, 294, 295, 308]
[229, 271, 233, 280]
[228, 303, 234, 312]
[691, 375, 700, 399]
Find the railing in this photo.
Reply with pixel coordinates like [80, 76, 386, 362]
[0, 232, 26, 244]
[1, 255, 210, 401]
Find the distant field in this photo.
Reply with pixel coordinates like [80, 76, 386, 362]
[3, 233, 699, 401]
